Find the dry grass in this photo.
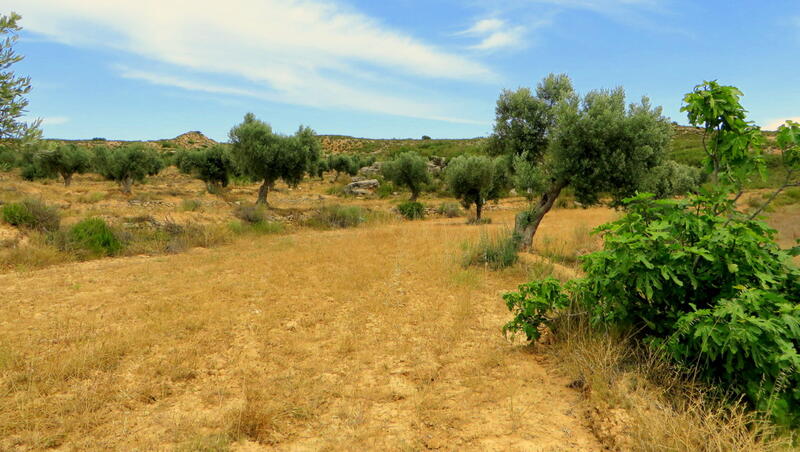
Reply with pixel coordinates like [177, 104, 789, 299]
[1, 168, 798, 450]
[0, 209, 604, 451]
[542, 308, 795, 452]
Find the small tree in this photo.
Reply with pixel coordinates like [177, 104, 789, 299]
[445, 155, 507, 221]
[228, 113, 320, 205]
[681, 81, 764, 189]
[0, 13, 40, 146]
[93, 144, 164, 194]
[37, 143, 92, 186]
[381, 151, 431, 201]
[328, 154, 358, 181]
[312, 157, 329, 180]
[639, 160, 701, 198]
[176, 145, 235, 193]
[505, 81, 800, 426]
[494, 74, 672, 250]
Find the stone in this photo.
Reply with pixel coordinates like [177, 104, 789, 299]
[343, 179, 379, 196]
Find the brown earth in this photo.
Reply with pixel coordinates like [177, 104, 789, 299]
[0, 170, 614, 450]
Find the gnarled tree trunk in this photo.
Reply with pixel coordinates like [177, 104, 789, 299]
[256, 181, 271, 205]
[120, 176, 133, 195]
[63, 173, 72, 187]
[514, 181, 566, 251]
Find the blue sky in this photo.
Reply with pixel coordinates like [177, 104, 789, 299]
[3, 0, 799, 141]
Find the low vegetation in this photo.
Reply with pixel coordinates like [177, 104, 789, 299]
[461, 229, 519, 270]
[396, 200, 425, 220]
[0, 13, 797, 447]
[306, 204, 368, 229]
[1, 198, 60, 232]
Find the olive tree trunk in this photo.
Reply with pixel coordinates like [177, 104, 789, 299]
[475, 199, 483, 221]
[514, 181, 566, 251]
[120, 176, 133, 195]
[256, 180, 271, 205]
[62, 173, 72, 187]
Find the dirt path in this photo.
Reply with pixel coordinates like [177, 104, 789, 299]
[0, 212, 606, 450]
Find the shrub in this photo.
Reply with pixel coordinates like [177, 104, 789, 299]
[461, 230, 519, 270]
[67, 218, 123, 257]
[503, 278, 569, 341]
[180, 199, 203, 212]
[19, 148, 56, 181]
[397, 201, 425, 220]
[639, 160, 702, 198]
[436, 202, 464, 218]
[233, 203, 267, 224]
[376, 180, 395, 199]
[504, 193, 800, 426]
[1, 199, 60, 232]
[0, 146, 17, 170]
[307, 205, 365, 229]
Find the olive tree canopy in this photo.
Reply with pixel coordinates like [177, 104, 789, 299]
[228, 113, 320, 205]
[492, 74, 672, 250]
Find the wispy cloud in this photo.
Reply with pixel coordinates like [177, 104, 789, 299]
[459, 18, 529, 51]
[118, 67, 485, 125]
[5, 0, 496, 123]
[41, 116, 70, 126]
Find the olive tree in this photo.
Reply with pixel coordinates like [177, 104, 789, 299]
[311, 157, 329, 180]
[36, 143, 92, 186]
[639, 160, 701, 198]
[93, 144, 165, 194]
[0, 12, 40, 145]
[445, 155, 507, 221]
[177, 145, 235, 193]
[381, 151, 430, 201]
[328, 154, 358, 181]
[494, 74, 672, 250]
[228, 113, 320, 205]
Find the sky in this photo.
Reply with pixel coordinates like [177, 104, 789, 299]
[2, 0, 799, 141]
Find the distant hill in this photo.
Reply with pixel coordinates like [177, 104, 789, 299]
[42, 125, 775, 163]
[44, 131, 219, 151]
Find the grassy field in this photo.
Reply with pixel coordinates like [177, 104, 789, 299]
[1, 157, 797, 450]
[0, 183, 613, 449]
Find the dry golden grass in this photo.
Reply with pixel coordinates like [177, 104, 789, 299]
[543, 311, 794, 452]
[2, 167, 798, 450]
[0, 208, 608, 451]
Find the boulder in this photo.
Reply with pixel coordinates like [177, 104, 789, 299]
[359, 162, 383, 176]
[343, 179, 379, 196]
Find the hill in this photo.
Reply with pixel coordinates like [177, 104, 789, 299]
[43, 124, 777, 165]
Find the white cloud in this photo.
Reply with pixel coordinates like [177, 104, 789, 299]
[3, 0, 496, 123]
[41, 116, 69, 126]
[118, 67, 485, 125]
[762, 117, 800, 131]
[463, 18, 506, 35]
[459, 17, 528, 51]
